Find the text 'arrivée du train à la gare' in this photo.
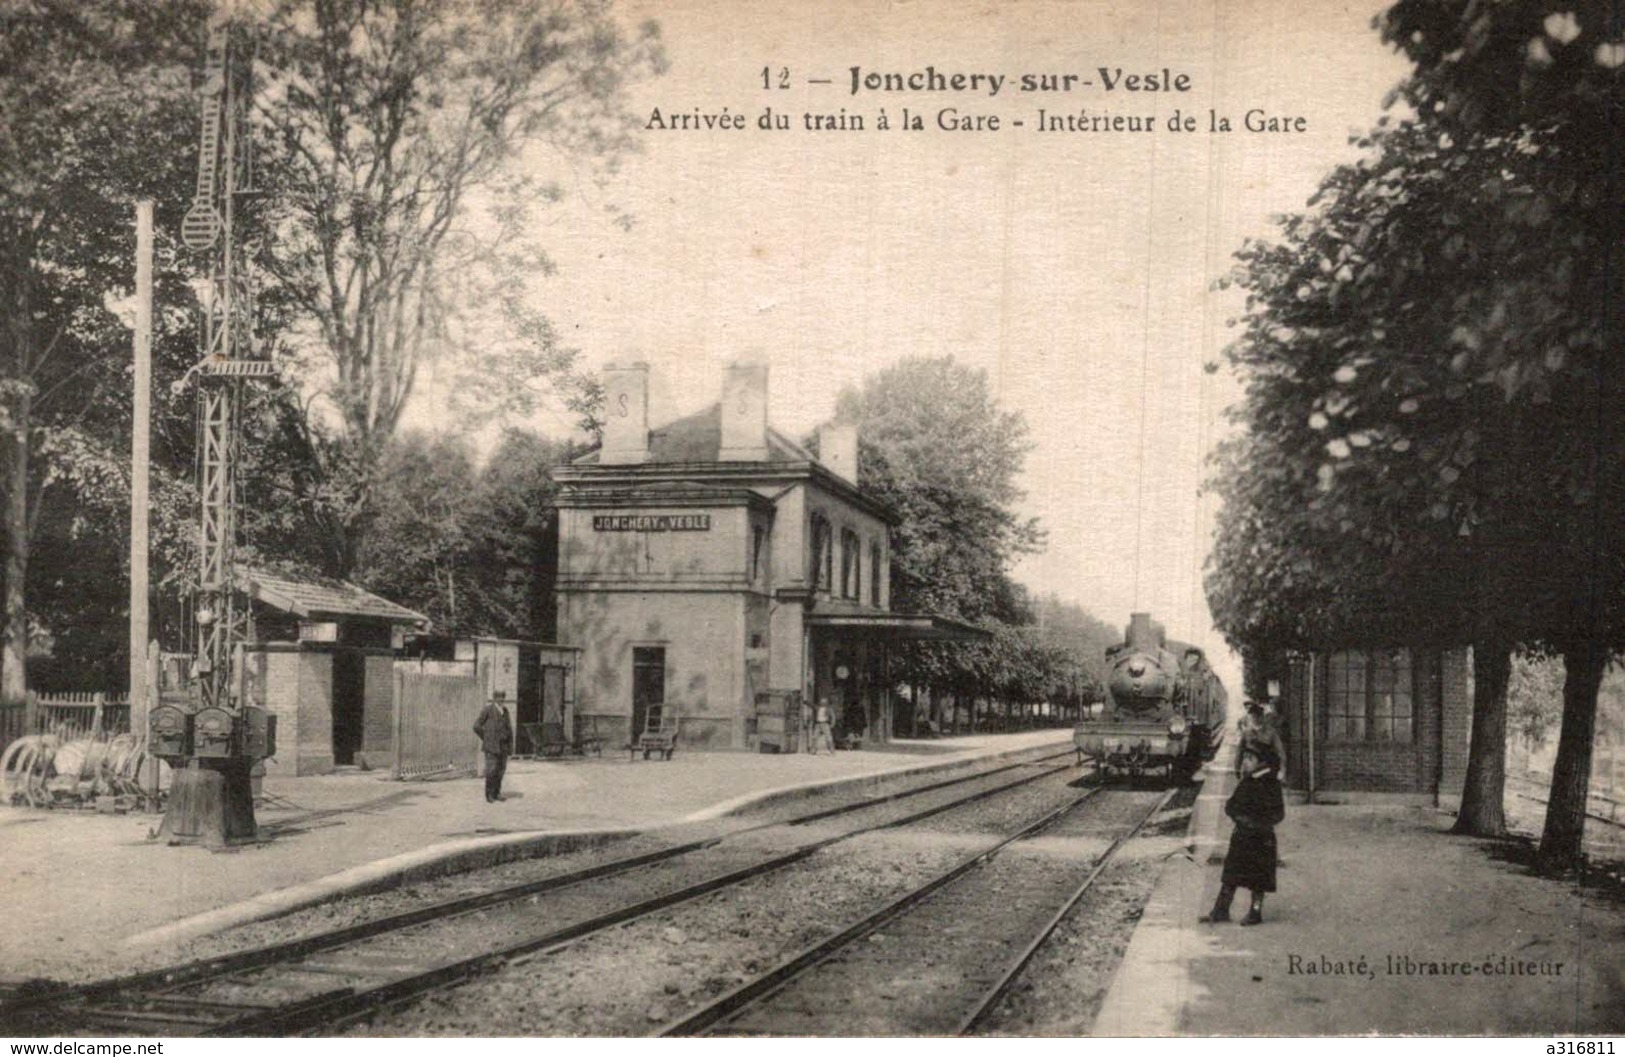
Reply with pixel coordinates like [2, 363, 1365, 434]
[644, 65, 1308, 135]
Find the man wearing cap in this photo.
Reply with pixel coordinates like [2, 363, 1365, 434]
[473, 693, 515, 802]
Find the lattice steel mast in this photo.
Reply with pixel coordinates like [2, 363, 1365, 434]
[181, 9, 273, 711]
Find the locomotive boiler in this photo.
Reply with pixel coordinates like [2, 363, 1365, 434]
[1073, 612, 1227, 780]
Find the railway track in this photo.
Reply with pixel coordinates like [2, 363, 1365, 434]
[2, 747, 1080, 1037]
[1506, 779, 1622, 830]
[659, 786, 1177, 1037]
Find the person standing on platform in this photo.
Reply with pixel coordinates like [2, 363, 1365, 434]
[474, 693, 514, 802]
[810, 697, 836, 755]
[1237, 698, 1287, 779]
[1201, 727, 1285, 926]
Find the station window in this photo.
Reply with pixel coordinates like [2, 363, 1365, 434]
[1326, 649, 1413, 743]
[870, 541, 882, 606]
[841, 528, 860, 599]
[751, 524, 766, 583]
[810, 514, 832, 592]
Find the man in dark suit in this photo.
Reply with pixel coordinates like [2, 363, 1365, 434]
[473, 693, 514, 802]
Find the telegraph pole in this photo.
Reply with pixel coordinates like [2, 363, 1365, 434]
[130, 201, 152, 732]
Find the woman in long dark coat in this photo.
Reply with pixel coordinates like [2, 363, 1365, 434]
[1201, 730, 1285, 926]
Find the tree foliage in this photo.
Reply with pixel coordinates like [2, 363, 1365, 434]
[253, 0, 663, 576]
[0, 0, 211, 697]
[830, 355, 1043, 623]
[1375, 0, 1625, 871]
[1508, 652, 1565, 747]
[354, 427, 567, 639]
[819, 356, 1121, 712]
[1212, 0, 1624, 865]
[1206, 114, 1590, 654]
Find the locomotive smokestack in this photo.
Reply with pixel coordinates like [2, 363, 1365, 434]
[1126, 612, 1163, 650]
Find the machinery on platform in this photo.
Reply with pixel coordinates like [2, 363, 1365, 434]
[1073, 612, 1226, 782]
[150, 7, 277, 844]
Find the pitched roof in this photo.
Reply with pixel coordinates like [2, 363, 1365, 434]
[573, 403, 815, 465]
[243, 568, 427, 625]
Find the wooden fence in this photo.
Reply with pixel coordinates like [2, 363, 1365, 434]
[0, 700, 25, 757]
[0, 692, 132, 758]
[392, 664, 483, 781]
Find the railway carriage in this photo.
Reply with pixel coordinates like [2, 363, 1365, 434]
[1073, 612, 1227, 781]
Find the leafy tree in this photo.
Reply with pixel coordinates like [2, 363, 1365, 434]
[830, 355, 1044, 621]
[1205, 111, 1588, 838]
[825, 356, 1045, 704]
[1508, 653, 1565, 749]
[464, 428, 571, 640]
[354, 432, 480, 632]
[252, 0, 664, 578]
[1033, 592, 1119, 703]
[0, 0, 210, 700]
[354, 427, 568, 638]
[1377, 1, 1625, 871]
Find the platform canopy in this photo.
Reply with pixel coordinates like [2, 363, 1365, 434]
[804, 611, 991, 643]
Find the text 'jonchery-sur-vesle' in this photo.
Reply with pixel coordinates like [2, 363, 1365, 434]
[846, 66, 1194, 96]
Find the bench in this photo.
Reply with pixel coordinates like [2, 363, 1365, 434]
[523, 720, 603, 758]
[629, 705, 680, 761]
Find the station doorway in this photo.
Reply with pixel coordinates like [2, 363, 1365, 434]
[632, 646, 665, 738]
[332, 648, 365, 766]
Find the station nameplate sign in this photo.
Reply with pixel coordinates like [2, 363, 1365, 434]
[593, 513, 712, 532]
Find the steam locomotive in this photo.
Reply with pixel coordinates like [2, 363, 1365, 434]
[1073, 612, 1227, 781]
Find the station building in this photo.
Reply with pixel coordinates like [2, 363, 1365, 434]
[554, 361, 983, 751]
[1274, 646, 1473, 807]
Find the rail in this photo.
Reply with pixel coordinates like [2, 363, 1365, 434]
[1506, 775, 1623, 829]
[659, 786, 1176, 1037]
[2, 746, 1078, 1035]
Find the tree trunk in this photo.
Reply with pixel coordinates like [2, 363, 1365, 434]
[1537, 642, 1607, 873]
[1451, 640, 1511, 836]
[2, 399, 30, 705]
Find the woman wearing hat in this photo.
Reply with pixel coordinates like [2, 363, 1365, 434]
[1201, 702, 1286, 926]
[1236, 698, 1286, 779]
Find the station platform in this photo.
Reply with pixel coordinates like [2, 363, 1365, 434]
[0, 729, 1070, 982]
[1094, 744, 1625, 1036]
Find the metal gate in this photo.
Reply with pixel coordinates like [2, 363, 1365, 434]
[392, 663, 483, 780]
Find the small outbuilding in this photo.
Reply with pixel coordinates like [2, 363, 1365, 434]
[400, 635, 582, 758]
[1273, 645, 1473, 807]
[239, 569, 427, 776]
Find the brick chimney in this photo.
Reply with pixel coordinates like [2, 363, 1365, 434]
[600, 362, 650, 465]
[818, 422, 858, 485]
[719, 359, 769, 461]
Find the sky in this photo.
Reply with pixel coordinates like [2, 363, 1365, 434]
[407, 0, 1416, 690]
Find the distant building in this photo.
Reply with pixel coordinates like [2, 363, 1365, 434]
[1274, 646, 1472, 806]
[402, 634, 580, 758]
[554, 361, 984, 751]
